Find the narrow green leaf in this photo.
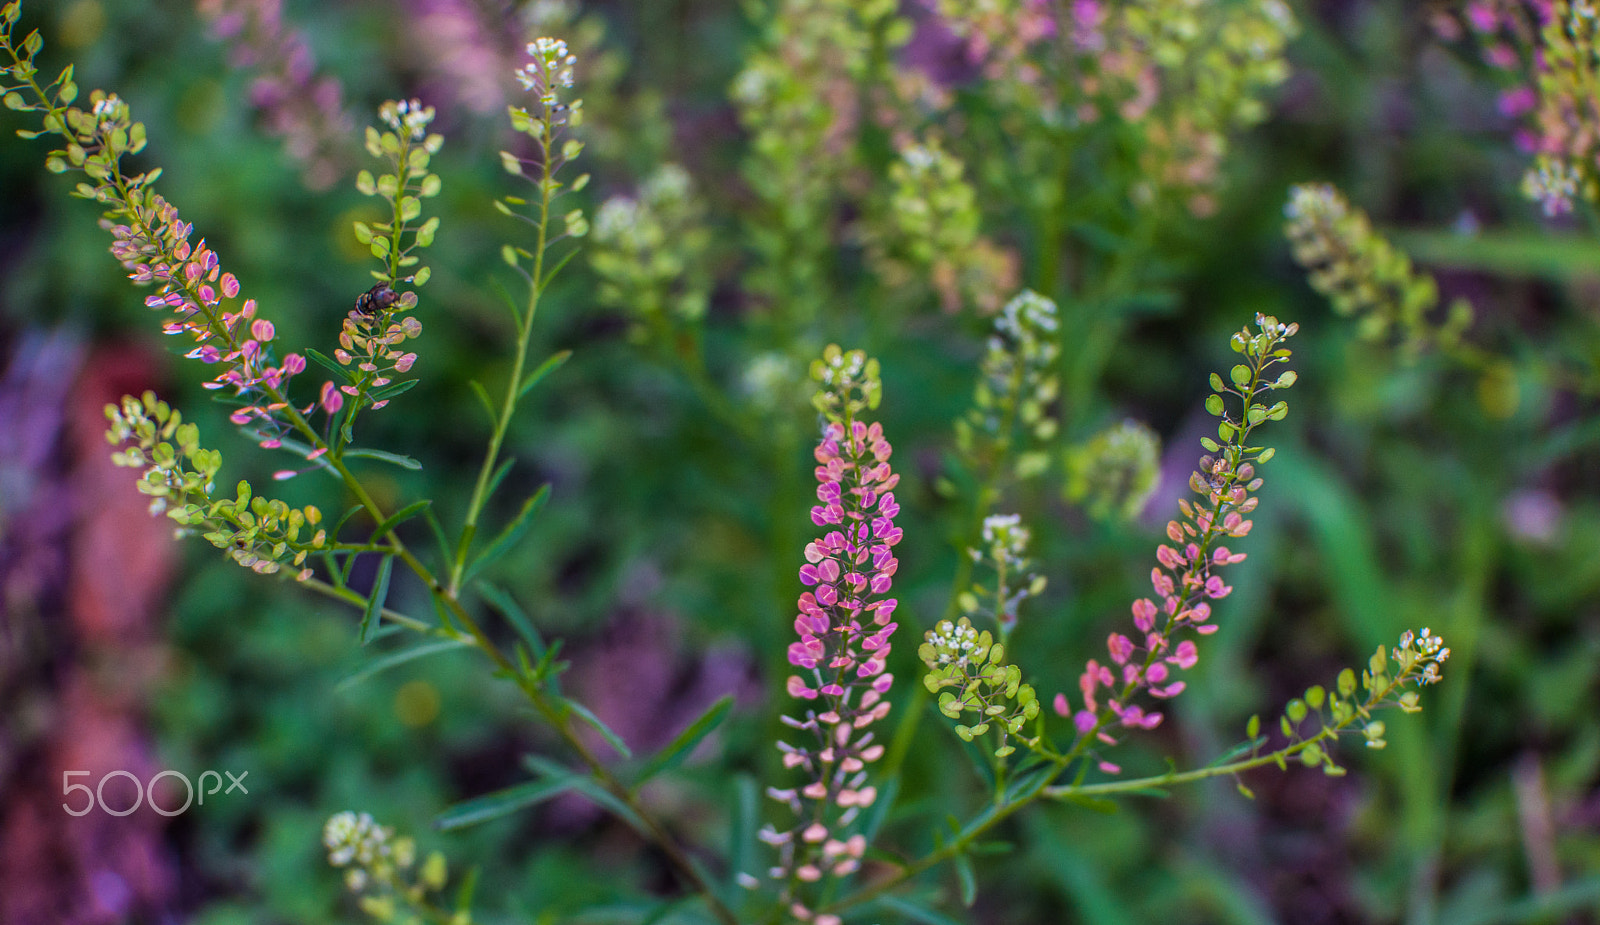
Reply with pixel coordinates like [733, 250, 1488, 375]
[369, 378, 422, 401]
[453, 867, 480, 914]
[564, 697, 633, 759]
[479, 583, 545, 657]
[633, 695, 734, 788]
[370, 499, 432, 543]
[464, 485, 550, 581]
[304, 348, 352, 381]
[954, 851, 977, 907]
[422, 505, 454, 568]
[728, 775, 758, 893]
[519, 350, 572, 398]
[468, 379, 496, 423]
[485, 457, 516, 505]
[344, 447, 423, 470]
[538, 248, 581, 293]
[1204, 738, 1262, 768]
[521, 754, 647, 832]
[874, 896, 966, 925]
[434, 776, 573, 831]
[359, 555, 394, 644]
[336, 638, 470, 692]
[321, 550, 344, 589]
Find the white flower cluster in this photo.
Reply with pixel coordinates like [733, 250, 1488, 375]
[1399, 627, 1450, 685]
[380, 98, 434, 141]
[995, 289, 1060, 341]
[980, 513, 1031, 564]
[928, 619, 981, 669]
[817, 349, 866, 388]
[516, 37, 577, 101]
[323, 810, 412, 890]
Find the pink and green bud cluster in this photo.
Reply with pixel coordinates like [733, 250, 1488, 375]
[1449, 1, 1600, 215]
[107, 190, 307, 445]
[106, 392, 327, 578]
[196, 0, 353, 189]
[955, 290, 1061, 482]
[1060, 315, 1298, 772]
[1284, 183, 1473, 356]
[323, 101, 444, 423]
[762, 347, 901, 919]
[1, 17, 309, 448]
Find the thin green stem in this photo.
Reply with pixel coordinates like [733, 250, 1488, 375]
[451, 144, 553, 596]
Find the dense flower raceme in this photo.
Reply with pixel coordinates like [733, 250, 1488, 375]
[109, 189, 309, 447]
[1449, 0, 1600, 214]
[320, 99, 446, 425]
[106, 392, 327, 578]
[1284, 183, 1473, 356]
[50, 93, 310, 449]
[1059, 314, 1299, 773]
[759, 347, 902, 923]
[956, 289, 1061, 482]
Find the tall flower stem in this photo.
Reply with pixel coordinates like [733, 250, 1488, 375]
[450, 148, 553, 598]
[1, 30, 737, 923]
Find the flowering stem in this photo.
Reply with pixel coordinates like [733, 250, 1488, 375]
[449, 135, 554, 597]
[4, 54, 734, 923]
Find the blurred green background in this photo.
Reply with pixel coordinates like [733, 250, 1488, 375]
[0, 1, 1597, 923]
